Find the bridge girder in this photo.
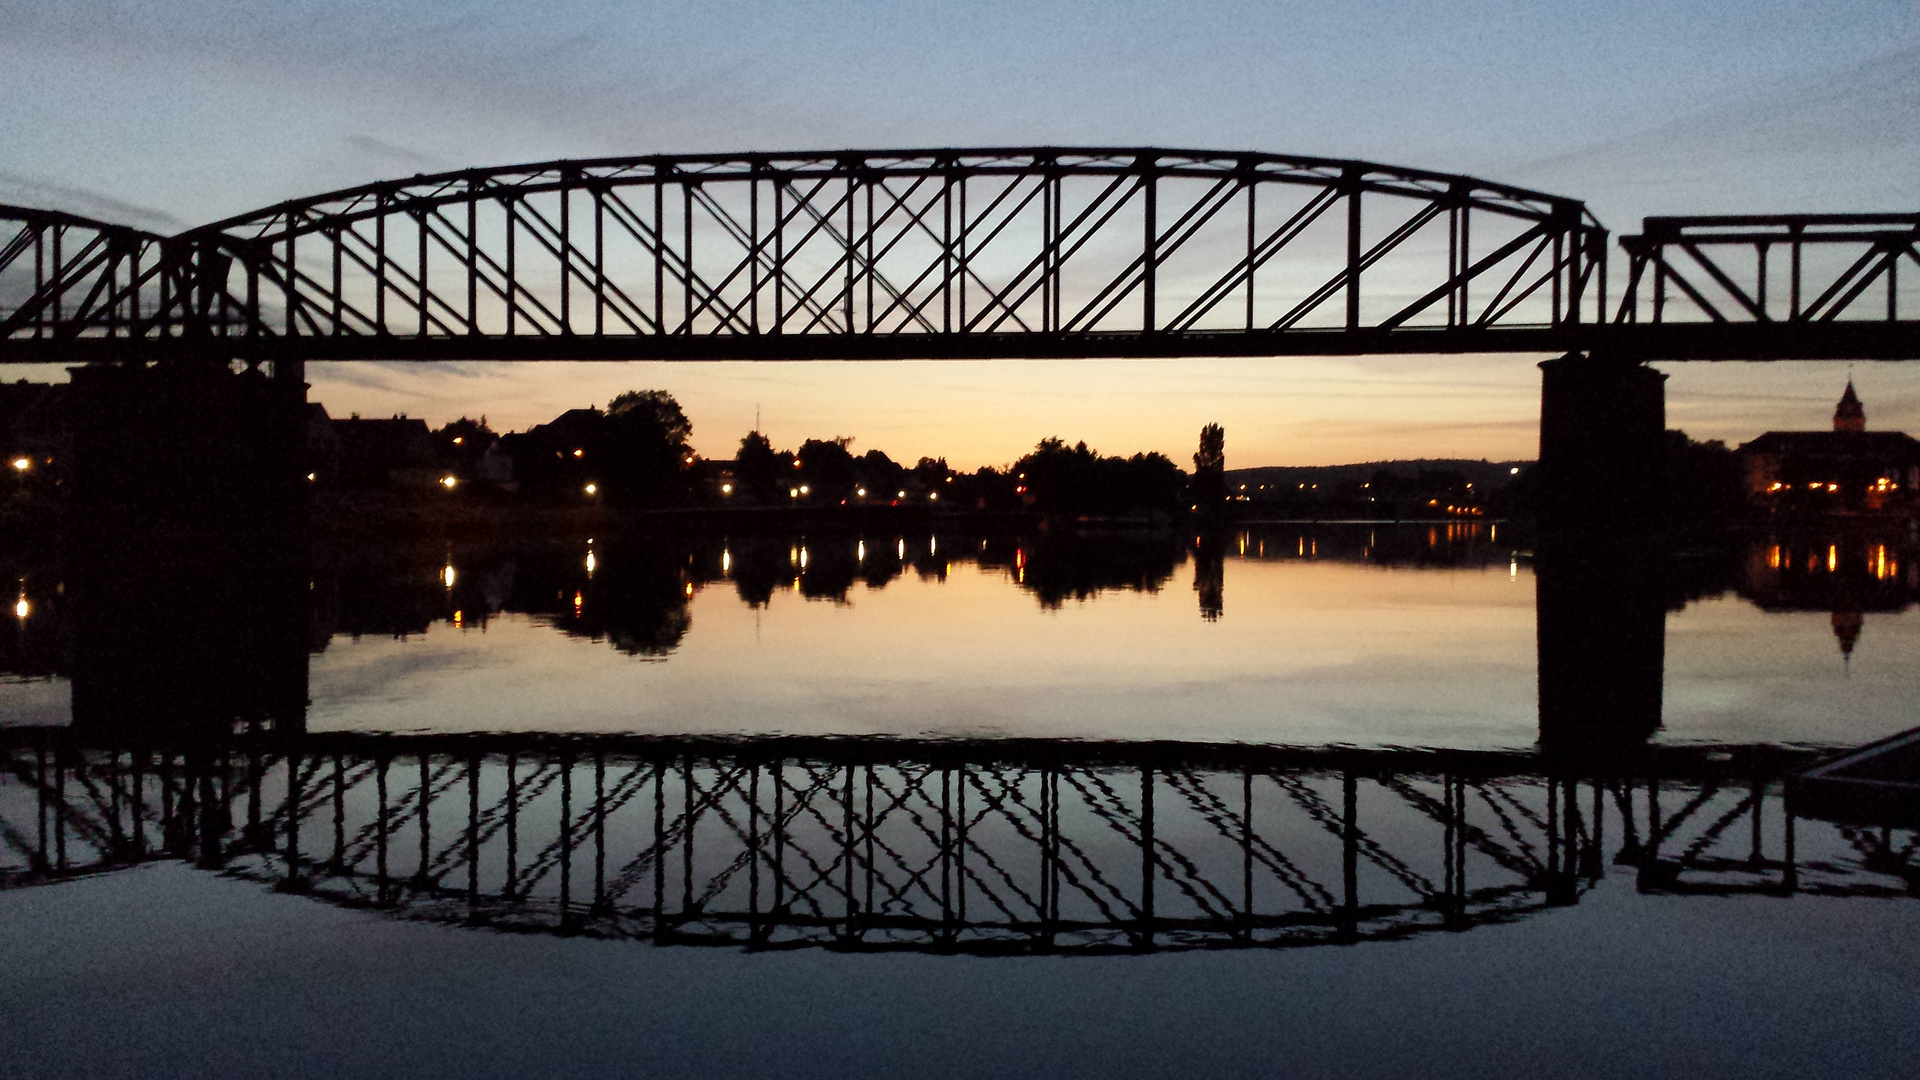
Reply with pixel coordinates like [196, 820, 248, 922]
[2, 149, 1611, 359]
[4, 154, 1915, 363]
[1615, 214, 1920, 341]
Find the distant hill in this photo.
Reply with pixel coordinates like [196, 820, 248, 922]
[1225, 459, 1532, 493]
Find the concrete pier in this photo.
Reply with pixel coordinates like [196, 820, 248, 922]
[66, 357, 310, 739]
[1536, 353, 1667, 539]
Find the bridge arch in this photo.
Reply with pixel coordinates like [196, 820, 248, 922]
[0, 206, 174, 344]
[4, 149, 1610, 359]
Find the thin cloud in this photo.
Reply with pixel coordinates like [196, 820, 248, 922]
[0, 170, 186, 231]
[1503, 44, 1920, 219]
[343, 135, 453, 174]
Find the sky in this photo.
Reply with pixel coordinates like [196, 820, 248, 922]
[3, 0, 1917, 467]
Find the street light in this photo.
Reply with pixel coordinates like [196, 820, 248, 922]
[584, 483, 598, 496]
[440, 475, 458, 490]
[9, 458, 28, 472]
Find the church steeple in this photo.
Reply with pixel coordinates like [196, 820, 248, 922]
[1834, 380, 1865, 432]
[1833, 609, 1863, 670]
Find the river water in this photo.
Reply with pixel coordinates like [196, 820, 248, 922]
[6, 521, 1917, 746]
[2, 520, 1916, 1079]
[291, 523, 1920, 748]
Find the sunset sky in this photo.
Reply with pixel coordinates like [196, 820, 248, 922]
[4, 1, 1916, 468]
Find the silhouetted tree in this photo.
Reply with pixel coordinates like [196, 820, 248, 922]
[607, 391, 692, 446]
[952, 465, 1020, 511]
[797, 437, 857, 502]
[857, 448, 905, 499]
[1015, 437, 1185, 518]
[735, 431, 781, 504]
[1192, 423, 1226, 515]
[1662, 430, 1744, 535]
[912, 456, 955, 503]
[433, 417, 497, 478]
[600, 390, 693, 507]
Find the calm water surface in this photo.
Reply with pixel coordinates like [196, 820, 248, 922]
[2, 522, 1916, 1080]
[6, 522, 1915, 746]
[281, 524, 1918, 748]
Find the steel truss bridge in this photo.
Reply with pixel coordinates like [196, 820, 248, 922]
[2, 150, 1917, 365]
[3, 730, 1913, 954]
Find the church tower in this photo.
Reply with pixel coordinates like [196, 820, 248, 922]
[1834, 380, 1866, 433]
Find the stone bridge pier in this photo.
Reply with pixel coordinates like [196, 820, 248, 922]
[66, 354, 311, 740]
[1536, 352, 1668, 538]
[1534, 352, 1670, 755]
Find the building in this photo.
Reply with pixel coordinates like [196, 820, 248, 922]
[330, 415, 439, 488]
[497, 407, 603, 500]
[304, 403, 339, 482]
[1737, 382, 1920, 518]
[476, 442, 515, 488]
[0, 380, 72, 486]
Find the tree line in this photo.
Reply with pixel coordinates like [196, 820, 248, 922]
[417, 389, 1224, 519]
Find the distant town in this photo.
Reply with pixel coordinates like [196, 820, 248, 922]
[3, 379, 1916, 531]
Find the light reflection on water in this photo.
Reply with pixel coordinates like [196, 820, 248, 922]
[297, 521, 1915, 748]
[3, 522, 1916, 749]
[302, 555, 1917, 748]
[310, 557, 1544, 745]
[2, 521, 1917, 1080]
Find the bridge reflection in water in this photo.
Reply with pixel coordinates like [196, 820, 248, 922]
[2, 731, 1912, 954]
[6, 520, 1916, 950]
